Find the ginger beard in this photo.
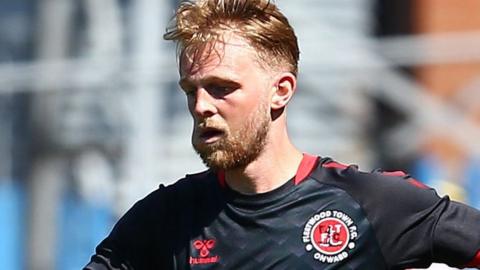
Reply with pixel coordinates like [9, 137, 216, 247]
[192, 100, 270, 170]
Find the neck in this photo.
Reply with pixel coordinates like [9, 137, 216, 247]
[224, 120, 303, 194]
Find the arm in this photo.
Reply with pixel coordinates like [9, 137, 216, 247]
[366, 172, 480, 269]
[432, 200, 480, 268]
[327, 165, 480, 269]
[83, 187, 168, 270]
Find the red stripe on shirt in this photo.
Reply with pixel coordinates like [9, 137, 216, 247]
[322, 161, 348, 170]
[217, 171, 226, 188]
[465, 250, 480, 268]
[294, 153, 319, 185]
[381, 171, 430, 190]
[381, 171, 407, 177]
[407, 178, 430, 190]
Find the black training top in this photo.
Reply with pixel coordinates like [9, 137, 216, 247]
[84, 155, 480, 269]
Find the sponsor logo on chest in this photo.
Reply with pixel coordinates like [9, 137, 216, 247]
[302, 210, 358, 264]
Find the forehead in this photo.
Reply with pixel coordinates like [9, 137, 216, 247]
[179, 34, 262, 78]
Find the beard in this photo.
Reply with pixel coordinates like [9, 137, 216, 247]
[192, 102, 270, 171]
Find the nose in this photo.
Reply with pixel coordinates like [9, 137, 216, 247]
[189, 88, 217, 118]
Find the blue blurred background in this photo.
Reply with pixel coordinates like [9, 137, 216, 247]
[0, 0, 479, 269]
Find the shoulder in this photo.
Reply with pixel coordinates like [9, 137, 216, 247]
[173, 169, 215, 186]
[310, 157, 440, 208]
[118, 169, 215, 219]
[87, 170, 218, 269]
[162, 169, 216, 195]
[107, 170, 216, 247]
[151, 169, 221, 211]
[312, 157, 429, 190]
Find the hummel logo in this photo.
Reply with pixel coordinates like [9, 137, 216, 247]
[194, 239, 215, 257]
[189, 239, 220, 265]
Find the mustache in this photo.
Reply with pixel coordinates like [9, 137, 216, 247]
[195, 119, 226, 130]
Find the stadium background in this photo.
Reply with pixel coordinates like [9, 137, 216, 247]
[0, 0, 479, 269]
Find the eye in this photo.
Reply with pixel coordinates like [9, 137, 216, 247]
[184, 88, 195, 97]
[180, 84, 196, 97]
[205, 84, 236, 98]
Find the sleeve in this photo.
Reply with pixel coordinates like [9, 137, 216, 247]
[341, 168, 480, 269]
[433, 200, 480, 269]
[83, 186, 169, 270]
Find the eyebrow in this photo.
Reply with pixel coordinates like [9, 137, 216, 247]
[178, 76, 240, 89]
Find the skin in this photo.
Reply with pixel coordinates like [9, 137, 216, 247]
[179, 32, 303, 194]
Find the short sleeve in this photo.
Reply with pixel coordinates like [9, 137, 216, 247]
[432, 200, 480, 268]
[329, 166, 480, 269]
[83, 186, 168, 270]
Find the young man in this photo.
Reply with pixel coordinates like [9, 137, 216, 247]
[85, 0, 480, 269]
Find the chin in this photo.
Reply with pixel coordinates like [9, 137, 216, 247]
[199, 150, 235, 170]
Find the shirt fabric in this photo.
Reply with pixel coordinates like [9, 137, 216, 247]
[84, 154, 480, 269]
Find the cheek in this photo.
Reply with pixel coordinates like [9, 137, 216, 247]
[226, 104, 257, 126]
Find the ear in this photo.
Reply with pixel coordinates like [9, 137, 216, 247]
[271, 72, 297, 110]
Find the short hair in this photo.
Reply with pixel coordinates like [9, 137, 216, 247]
[164, 0, 300, 76]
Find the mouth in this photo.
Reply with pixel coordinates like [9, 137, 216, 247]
[198, 127, 225, 144]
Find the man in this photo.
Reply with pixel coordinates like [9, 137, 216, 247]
[85, 0, 480, 269]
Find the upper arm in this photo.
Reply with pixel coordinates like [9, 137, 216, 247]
[432, 200, 480, 268]
[337, 168, 480, 269]
[83, 187, 168, 270]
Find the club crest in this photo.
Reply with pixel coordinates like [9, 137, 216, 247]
[302, 210, 358, 264]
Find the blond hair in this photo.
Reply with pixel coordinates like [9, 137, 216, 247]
[164, 0, 299, 76]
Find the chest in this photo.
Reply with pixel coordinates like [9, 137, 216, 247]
[172, 185, 386, 269]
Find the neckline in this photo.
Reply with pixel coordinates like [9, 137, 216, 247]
[215, 153, 319, 208]
[221, 176, 296, 208]
[217, 153, 319, 188]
